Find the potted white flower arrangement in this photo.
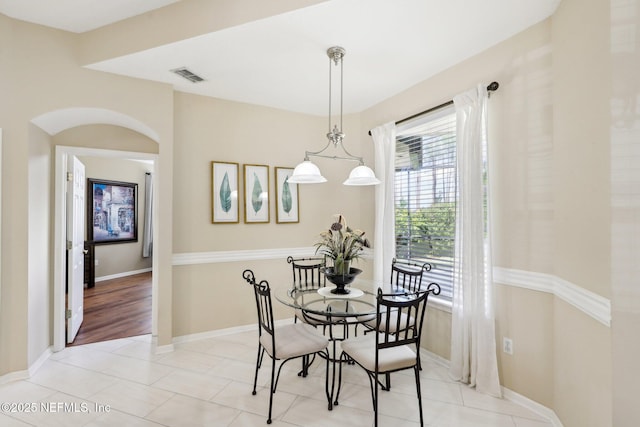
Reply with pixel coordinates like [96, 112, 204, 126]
[314, 214, 370, 292]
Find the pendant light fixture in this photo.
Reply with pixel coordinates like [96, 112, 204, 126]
[288, 47, 380, 186]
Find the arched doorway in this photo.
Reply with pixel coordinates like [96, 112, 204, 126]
[31, 108, 161, 352]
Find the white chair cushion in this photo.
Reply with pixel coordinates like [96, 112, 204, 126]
[341, 335, 417, 373]
[295, 308, 328, 326]
[364, 309, 414, 334]
[260, 323, 328, 360]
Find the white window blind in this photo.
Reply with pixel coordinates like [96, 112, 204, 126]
[394, 105, 456, 300]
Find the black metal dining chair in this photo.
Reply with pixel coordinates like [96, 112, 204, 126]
[288, 256, 326, 290]
[363, 258, 432, 335]
[242, 269, 330, 424]
[287, 256, 326, 325]
[335, 284, 440, 427]
[390, 258, 432, 293]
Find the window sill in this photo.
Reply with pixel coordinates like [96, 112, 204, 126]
[427, 296, 452, 313]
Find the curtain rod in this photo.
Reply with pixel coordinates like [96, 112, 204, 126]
[368, 81, 499, 135]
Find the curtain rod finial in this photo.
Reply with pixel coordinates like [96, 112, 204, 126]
[487, 81, 499, 91]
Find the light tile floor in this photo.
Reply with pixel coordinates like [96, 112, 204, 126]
[0, 331, 553, 426]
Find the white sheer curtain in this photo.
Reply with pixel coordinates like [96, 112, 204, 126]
[371, 122, 396, 283]
[449, 84, 501, 397]
[142, 172, 153, 258]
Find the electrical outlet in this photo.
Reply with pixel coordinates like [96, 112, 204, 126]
[94, 259, 99, 266]
[503, 337, 513, 355]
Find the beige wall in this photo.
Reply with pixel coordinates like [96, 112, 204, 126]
[173, 92, 374, 254]
[551, 0, 613, 425]
[360, 0, 616, 425]
[56, 124, 159, 155]
[554, 300, 611, 427]
[609, 0, 640, 425]
[76, 156, 153, 278]
[171, 92, 375, 335]
[495, 285, 554, 408]
[54, 126, 157, 276]
[27, 124, 54, 365]
[0, 17, 175, 373]
[361, 13, 563, 410]
[3, 1, 637, 425]
[421, 306, 452, 361]
[552, 0, 611, 298]
[173, 261, 288, 337]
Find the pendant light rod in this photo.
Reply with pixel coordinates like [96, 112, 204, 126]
[306, 46, 362, 163]
[332, 46, 344, 138]
[289, 46, 380, 185]
[303, 142, 365, 164]
[326, 46, 346, 147]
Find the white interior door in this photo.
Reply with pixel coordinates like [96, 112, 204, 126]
[67, 156, 86, 343]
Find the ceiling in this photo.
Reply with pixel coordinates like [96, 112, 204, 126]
[0, 0, 179, 33]
[0, 0, 561, 116]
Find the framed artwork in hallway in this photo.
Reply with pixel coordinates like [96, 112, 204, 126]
[88, 178, 138, 244]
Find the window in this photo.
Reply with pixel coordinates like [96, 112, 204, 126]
[395, 106, 456, 301]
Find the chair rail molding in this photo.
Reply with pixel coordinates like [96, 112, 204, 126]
[172, 247, 374, 266]
[170, 250, 610, 326]
[493, 267, 611, 327]
[172, 247, 316, 265]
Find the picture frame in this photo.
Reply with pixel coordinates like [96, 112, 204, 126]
[212, 161, 239, 223]
[243, 164, 270, 223]
[275, 167, 299, 223]
[87, 178, 138, 244]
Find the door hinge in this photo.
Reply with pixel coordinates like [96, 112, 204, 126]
[66, 172, 73, 182]
[65, 309, 72, 319]
[66, 240, 72, 250]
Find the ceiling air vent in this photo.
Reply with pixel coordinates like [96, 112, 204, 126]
[170, 67, 205, 83]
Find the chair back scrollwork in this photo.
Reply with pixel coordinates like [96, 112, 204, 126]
[287, 256, 326, 289]
[390, 258, 432, 293]
[242, 269, 275, 341]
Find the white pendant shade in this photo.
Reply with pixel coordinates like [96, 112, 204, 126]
[288, 160, 327, 184]
[343, 165, 381, 186]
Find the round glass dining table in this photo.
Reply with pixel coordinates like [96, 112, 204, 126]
[275, 279, 381, 326]
[274, 278, 403, 410]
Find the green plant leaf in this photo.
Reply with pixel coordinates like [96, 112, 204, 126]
[282, 176, 292, 214]
[251, 173, 263, 214]
[314, 214, 369, 263]
[220, 172, 232, 213]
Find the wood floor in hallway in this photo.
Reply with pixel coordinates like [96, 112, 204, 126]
[68, 271, 152, 346]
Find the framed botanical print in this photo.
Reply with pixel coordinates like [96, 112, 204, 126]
[275, 167, 299, 223]
[88, 179, 138, 244]
[212, 161, 239, 223]
[244, 164, 269, 223]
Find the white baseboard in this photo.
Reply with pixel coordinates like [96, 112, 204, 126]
[0, 346, 53, 385]
[29, 346, 53, 377]
[0, 369, 29, 385]
[154, 343, 175, 354]
[171, 319, 292, 346]
[502, 387, 564, 427]
[172, 324, 256, 345]
[421, 349, 563, 427]
[95, 267, 152, 283]
[421, 348, 451, 369]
